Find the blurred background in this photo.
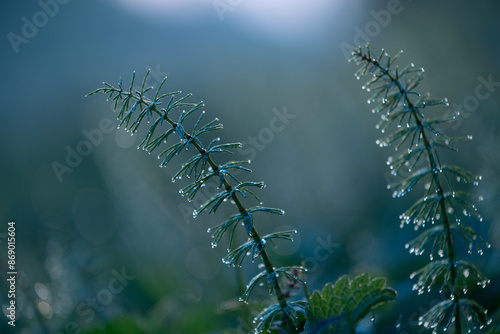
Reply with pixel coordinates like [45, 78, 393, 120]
[1, 0, 499, 333]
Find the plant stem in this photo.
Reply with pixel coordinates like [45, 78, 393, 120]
[194, 140, 290, 310]
[112, 89, 294, 329]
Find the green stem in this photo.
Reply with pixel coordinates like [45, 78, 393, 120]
[198, 141, 290, 311]
[174, 111, 296, 332]
[105, 87, 294, 329]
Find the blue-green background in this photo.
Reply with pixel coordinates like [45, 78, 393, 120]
[1, 0, 499, 333]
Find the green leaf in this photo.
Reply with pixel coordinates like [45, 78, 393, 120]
[305, 274, 396, 333]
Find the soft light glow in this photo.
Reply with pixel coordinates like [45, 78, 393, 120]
[109, 0, 341, 39]
[108, 0, 211, 20]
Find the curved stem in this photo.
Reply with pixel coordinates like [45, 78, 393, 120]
[193, 140, 290, 310]
[106, 88, 294, 329]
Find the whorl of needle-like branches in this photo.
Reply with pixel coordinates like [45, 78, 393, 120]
[87, 71, 307, 333]
[350, 45, 491, 334]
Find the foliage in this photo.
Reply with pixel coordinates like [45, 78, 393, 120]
[305, 274, 396, 334]
[87, 72, 307, 332]
[87, 71, 399, 333]
[350, 45, 491, 333]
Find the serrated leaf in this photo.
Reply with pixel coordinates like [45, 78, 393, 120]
[306, 274, 396, 333]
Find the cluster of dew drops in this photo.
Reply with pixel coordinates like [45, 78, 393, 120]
[418, 313, 492, 334]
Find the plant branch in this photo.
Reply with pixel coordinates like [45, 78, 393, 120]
[351, 46, 489, 333]
[87, 73, 301, 332]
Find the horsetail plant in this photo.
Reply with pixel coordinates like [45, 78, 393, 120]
[87, 70, 399, 333]
[350, 45, 491, 333]
[87, 71, 308, 333]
